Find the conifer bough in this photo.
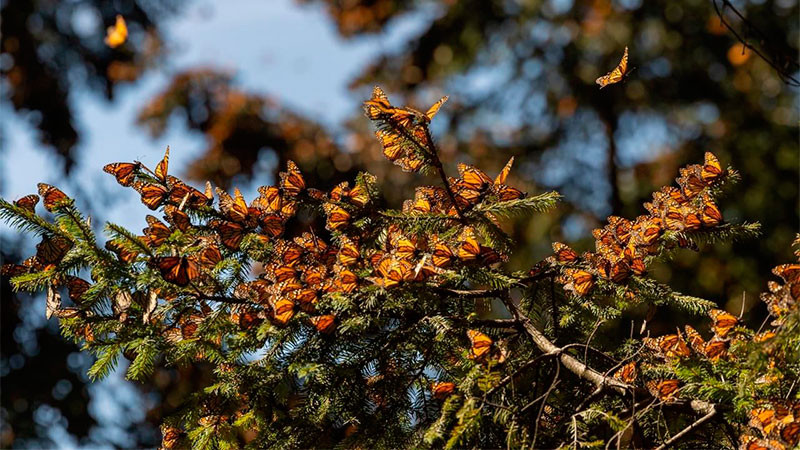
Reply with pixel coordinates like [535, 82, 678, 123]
[1, 87, 798, 449]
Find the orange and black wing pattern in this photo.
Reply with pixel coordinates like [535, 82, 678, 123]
[596, 47, 629, 88]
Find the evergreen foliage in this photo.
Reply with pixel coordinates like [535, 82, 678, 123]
[1, 88, 798, 450]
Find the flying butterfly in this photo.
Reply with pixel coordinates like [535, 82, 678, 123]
[154, 146, 170, 183]
[152, 256, 199, 287]
[104, 15, 128, 48]
[596, 46, 630, 88]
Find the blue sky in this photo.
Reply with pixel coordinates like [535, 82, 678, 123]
[0, 1, 429, 446]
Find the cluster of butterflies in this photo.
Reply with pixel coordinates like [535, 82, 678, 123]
[741, 400, 800, 449]
[551, 152, 727, 297]
[736, 245, 800, 450]
[761, 257, 799, 326]
[227, 231, 360, 333]
[400, 157, 525, 217]
[1, 185, 98, 321]
[363, 86, 447, 172]
[607, 308, 740, 405]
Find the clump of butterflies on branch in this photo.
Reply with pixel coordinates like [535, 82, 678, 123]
[1, 78, 798, 450]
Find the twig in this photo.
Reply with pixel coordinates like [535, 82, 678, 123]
[531, 359, 560, 446]
[654, 408, 717, 450]
[711, 0, 800, 86]
[424, 127, 466, 220]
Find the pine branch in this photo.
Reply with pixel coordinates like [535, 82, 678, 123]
[0, 198, 62, 237]
[473, 191, 561, 219]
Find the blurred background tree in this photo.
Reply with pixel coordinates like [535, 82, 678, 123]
[1, 0, 797, 446]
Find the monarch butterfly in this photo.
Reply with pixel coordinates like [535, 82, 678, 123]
[106, 240, 139, 263]
[596, 47, 629, 88]
[271, 265, 298, 283]
[646, 379, 680, 403]
[431, 382, 456, 400]
[677, 166, 706, 200]
[160, 425, 184, 450]
[597, 257, 631, 283]
[701, 195, 723, 227]
[739, 434, 786, 450]
[133, 182, 169, 210]
[374, 257, 412, 288]
[332, 266, 358, 293]
[432, 240, 454, 268]
[612, 361, 637, 383]
[780, 422, 799, 447]
[259, 213, 284, 238]
[310, 315, 336, 334]
[562, 269, 595, 297]
[607, 216, 632, 245]
[337, 237, 360, 266]
[103, 162, 140, 187]
[273, 240, 304, 267]
[210, 220, 247, 250]
[644, 333, 691, 359]
[164, 206, 191, 232]
[152, 256, 199, 287]
[390, 232, 417, 260]
[709, 308, 738, 338]
[167, 177, 209, 209]
[154, 146, 170, 183]
[302, 265, 327, 287]
[216, 187, 253, 224]
[255, 185, 283, 213]
[267, 296, 294, 325]
[466, 329, 493, 360]
[196, 244, 222, 268]
[36, 235, 72, 264]
[330, 182, 369, 208]
[749, 407, 786, 436]
[65, 276, 91, 303]
[280, 161, 306, 196]
[1, 256, 43, 278]
[494, 157, 514, 186]
[14, 194, 40, 214]
[683, 325, 705, 353]
[144, 215, 171, 247]
[457, 229, 482, 261]
[104, 15, 128, 48]
[773, 264, 800, 285]
[37, 183, 69, 211]
[322, 203, 350, 231]
[701, 152, 724, 183]
[633, 216, 662, 246]
[292, 288, 319, 311]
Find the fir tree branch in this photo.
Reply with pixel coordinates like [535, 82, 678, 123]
[653, 407, 717, 450]
[500, 295, 717, 417]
